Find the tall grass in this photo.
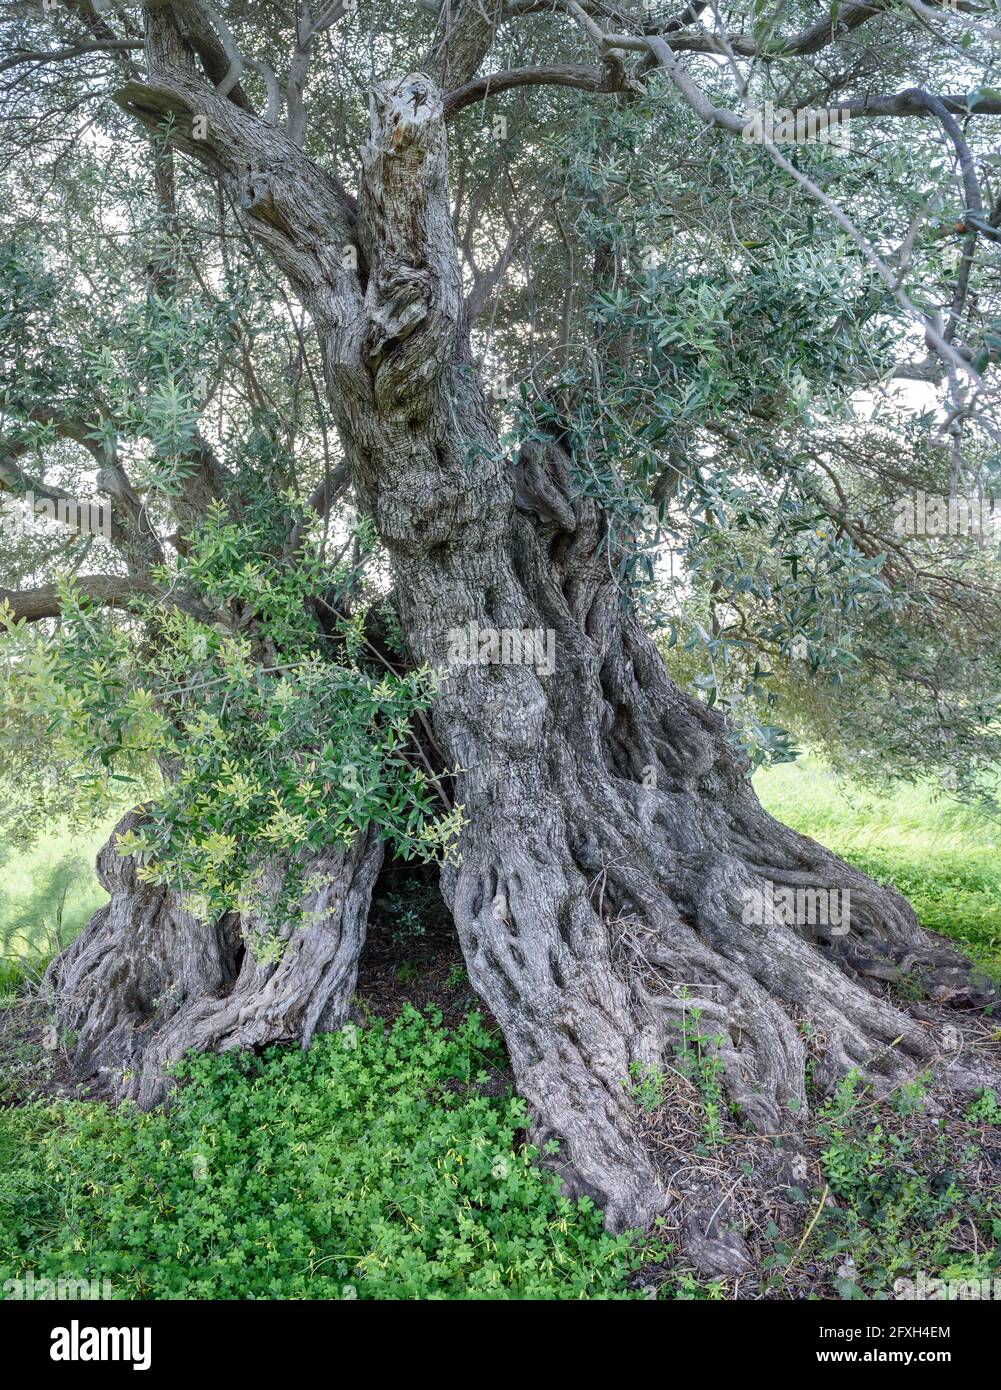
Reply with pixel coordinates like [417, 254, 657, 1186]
[0, 823, 111, 992]
[755, 759, 1001, 979]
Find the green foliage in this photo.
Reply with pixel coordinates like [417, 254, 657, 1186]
[967, 1089, 1001, 1126]
[624, 1004, 727, 1149]
[381, 875, 442, 946]
[759, 1070, 1000, 1299]
[624, 1061, 667, 1113]
[670, 1004, 728, 1150]
[811, 1073, 997, 1299]
[525, 89, 1001, 784]
[0, 1008, 667, 1299]
[0, 505, 461, 927]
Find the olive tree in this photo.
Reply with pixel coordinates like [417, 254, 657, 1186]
[1, 0, 999, 1272]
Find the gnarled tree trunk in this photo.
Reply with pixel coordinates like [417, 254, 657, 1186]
[312, 74, 997, 1262]
[326, 78, 995, 1262]
[44, 810, 382, 1106]
[50, 39, 998, 1275]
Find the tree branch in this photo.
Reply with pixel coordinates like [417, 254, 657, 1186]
[0, 41, 144, 76]
[286, 0, 354, 148]
[114, 45, 357, 312]
[288, 460, 352, 554]
[0, 572, 223, 626]
[844, 90, 1001, 119]
[0, 423, 164, 572]
[426, 0, 506, 89]
[444, 61, 629, 117]
[655, 1, 893, 57]
[0, 575, 153, 624]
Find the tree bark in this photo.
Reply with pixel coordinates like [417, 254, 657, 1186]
[44, 810, 382, 1106]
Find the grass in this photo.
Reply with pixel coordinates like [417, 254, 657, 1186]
[0, 821, 111, 993]
[754, 759, 1001, 980]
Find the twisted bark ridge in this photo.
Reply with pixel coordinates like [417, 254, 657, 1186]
[45, 811, 382, 1106]
[43, 21, 1000, 1274]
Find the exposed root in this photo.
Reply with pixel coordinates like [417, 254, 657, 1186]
[451, 437, 1001, 1276]
[44, 811, 383, 1106]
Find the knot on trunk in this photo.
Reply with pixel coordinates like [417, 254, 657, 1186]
[513, 439, 578, 535]
[363, 261, 432, 365]
[240, 171, 291, 233]
[365, 74, 443, 157]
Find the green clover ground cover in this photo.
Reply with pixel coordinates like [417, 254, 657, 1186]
[0, 1007, 662, 1300]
